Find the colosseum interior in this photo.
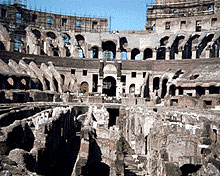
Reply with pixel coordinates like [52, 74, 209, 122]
[0, 0, 220, 175]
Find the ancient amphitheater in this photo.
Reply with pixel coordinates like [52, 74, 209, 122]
[0, 0, 220, 175]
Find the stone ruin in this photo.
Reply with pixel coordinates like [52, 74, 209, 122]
[0, 0, 220, 175]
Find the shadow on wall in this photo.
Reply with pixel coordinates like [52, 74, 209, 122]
[81, 134, 110, 176]
[36, 109, 82, 176]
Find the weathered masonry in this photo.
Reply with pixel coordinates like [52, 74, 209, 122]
[1, 0, 220, 176]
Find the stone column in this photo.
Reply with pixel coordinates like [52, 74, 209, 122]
[127, 48, 131, 60]
[192, 46, 197, 59]
[98, 76, 103, 94]
[152, 49, 157, 60]
[176, 49, 183, 60]
[116, 50, 121, 60]
[139, 51, 144, 60]
[99, 49, 103, 59]
[165, 48, 170, 60]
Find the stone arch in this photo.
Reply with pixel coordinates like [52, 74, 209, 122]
[157, 36, 169, 60]
[80, 81, 89, 95]
[46, 31, 56, 39]
[143, 48, 153, 60]
[120, 37, 128, 60]
[32, 29, 41, 39]
[102, 76, 116, 96]
[75, 34, 85, 58]
[102, 41, 116, 61]
[170, 35, 185, 60]
[91, 46, 99, 58]
[183, 34, 200, 59]
[197, 33, 214, 58]
[14, 39, 24, 52]
[61, 33, 70, 44]
[210, 37, 220, 58]
[131, 48, 140, 60]
[129, 84, 135, 94]
[160, 36, 169, 46]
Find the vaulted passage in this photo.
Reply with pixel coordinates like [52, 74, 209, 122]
[107, 108, 119, 128]
[170, 36, 185, 60]
[161, 78, 168, 98]
[102, 76, 116, 96]
[102, 41, 116, 61]
[183, 35, 200, 59]
[131, 48, 140, 60]
[144, 48, 153, 60]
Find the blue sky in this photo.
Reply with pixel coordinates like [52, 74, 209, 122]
[3, 0, 154, 30]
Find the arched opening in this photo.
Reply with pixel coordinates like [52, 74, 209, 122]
[120, 37, 128, 60]
[161, 78, 168, 98]
[46, 31, 56, 39]
[91, 46, 99, 58]
[210, 37, 220, 58]
[7, 77, 14, 89]
[183, 35, 200, 59]
[32, 29, 41, 39]
[180, 164, 202, 176]
[62, 33, 71, 57]
[61, 33, 70, 44]
[170, 36, 185, 60]
[102, 76, 116, 96]
[20, 78, 27, 89]
[129, 84, 135, 95]
[160, 36, 169, 46]
[14, 40, 23, 52]
[0, 41, 5, 50]
[153, 77, 160, 91]
[75, 34, 85, 58]
[80, 82, 89, 95]
[102, 41, 116, 61]
[53, 48, 59, 56]
[157, 36, 169, 60]
[169, 84, 176, 96]
[156, 47, 166, 60]
[197, 34, 214, 58]
[131, 48, 140, 60]
[196, 86, 205, 96]
[209, 86, 219, 94]
[144, 48, 153, 60]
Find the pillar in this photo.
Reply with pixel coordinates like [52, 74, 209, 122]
[192, 50, 197, 59]
[165, 48, 170, 60]
[98, 77, 103, 94]
[153, 49, 157, 60]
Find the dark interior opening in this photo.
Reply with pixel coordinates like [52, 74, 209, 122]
[102, 76, 116, 96]
[196, 86, 205, 96]
[209, 86, 219, 94]
[153, 77, 160, 91]
[161, 79, 168, 98]
[131, 48, 140, 60]
[92, 74, 98, 92]
[180, 164, 202, 176]
[107, 108, 119, 128]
